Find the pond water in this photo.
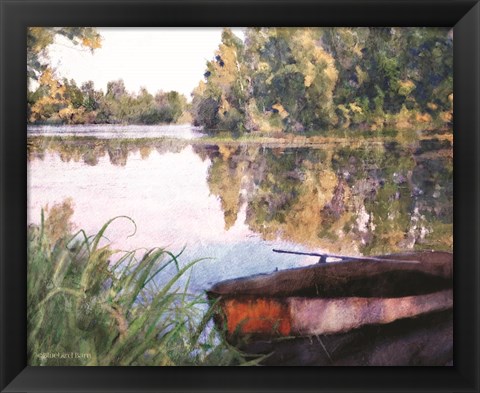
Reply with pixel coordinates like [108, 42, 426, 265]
[27, 125, 453, 293]
[27, 123, 205, 140]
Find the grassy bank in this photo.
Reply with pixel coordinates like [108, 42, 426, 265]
[27, 202, 257, 366]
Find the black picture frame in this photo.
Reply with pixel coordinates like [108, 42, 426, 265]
[1, 0, 479, 392]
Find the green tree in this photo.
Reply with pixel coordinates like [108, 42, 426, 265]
[81, 81, 103, 113]
[63, 79, 84, 109]
[191, 28, 247, 133]
[154, 91, 188, 124]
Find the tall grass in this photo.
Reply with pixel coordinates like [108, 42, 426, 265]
[27, 201, 256, 366]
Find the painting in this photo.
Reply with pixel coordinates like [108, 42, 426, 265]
[27, 27, 453, 366]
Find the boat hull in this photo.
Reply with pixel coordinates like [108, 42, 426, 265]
[239, 309, 452, 366]
[207, 251, 453, 365]
[219, 289, 452, 338]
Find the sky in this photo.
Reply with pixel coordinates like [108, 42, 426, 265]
[47, 27, 245, 99]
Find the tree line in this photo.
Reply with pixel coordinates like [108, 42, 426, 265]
[27, 27, 453, 132]
[191, 28, 453, 134]
[27, 27, 188, 125]
[28, 74, 189, 125]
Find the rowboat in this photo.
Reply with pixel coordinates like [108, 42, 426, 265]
[207, 250, 453, 366]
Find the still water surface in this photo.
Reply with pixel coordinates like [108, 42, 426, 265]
[27, 125, 453, 293]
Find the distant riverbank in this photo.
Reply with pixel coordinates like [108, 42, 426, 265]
[27, 123, 453, 145]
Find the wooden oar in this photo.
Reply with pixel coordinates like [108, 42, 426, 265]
[272, 249, 420, 264]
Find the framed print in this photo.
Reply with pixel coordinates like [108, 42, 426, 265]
[1, 0, 479, 392]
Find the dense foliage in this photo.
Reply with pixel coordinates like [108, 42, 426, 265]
[28, 75, 189, 125]
[27, 27, 453, 131]
[191, 28, 453, 134]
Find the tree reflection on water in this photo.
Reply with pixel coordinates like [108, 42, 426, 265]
[28, 135, 453, 255]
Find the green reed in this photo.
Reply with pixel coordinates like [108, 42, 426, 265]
[27, 205, 256, 366]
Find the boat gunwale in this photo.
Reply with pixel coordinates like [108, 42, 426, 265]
[207, 251, 453, 299]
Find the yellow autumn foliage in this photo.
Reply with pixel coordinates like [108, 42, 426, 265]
[290, 29, 338, 96]
[415, 112, 433, 123]
[397, 80, 416, 96]
[439, 111, 453, 123]
[29, 68, 86, 124]
[245, 99, 284, 133]
[355, 66, 368, 86]
[81, 35, 102, 50]
[271, 103, 289, 119]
